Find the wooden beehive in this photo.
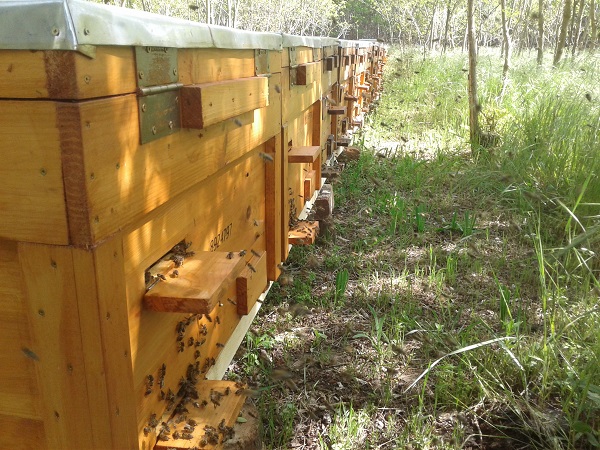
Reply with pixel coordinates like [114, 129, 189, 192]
[0, 2, 387, 449]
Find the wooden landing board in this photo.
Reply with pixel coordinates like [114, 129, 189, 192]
[289, 220, 319, 245]
[144, 252, 247, 314]
[328, 106, 347, 115]
[153, 381, 246, 450]
[236, 250, 268, 315]
[288, 146, 320, 163]
[181, 76, 269, 129]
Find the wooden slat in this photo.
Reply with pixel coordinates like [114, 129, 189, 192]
[288, 146, 321, 163]
[0, 240, 40, 420]
[303, 174, 313, 204]
[19, 244, 95, 449]
[264, 135, 283, 281]
[144, 252, 247, 314]
[0, 101, 69, 244]
[153, 381, 246, 450]
[282, 47, 315, 68]
[71, 249, 114, 450]
[181, 76, 269, 129]
[0, 47, 136, 99]
[236, 250, 268, 315]
[66, 72, 281, 246]
[289, 220, 319, 245]
[282, 67, 322, 123]
[0, 414, 46, 450]
[281, 125, 290, 261]
[292, 62, 320, 86]
[328, 106, 347, 115]
[93, 238, 138, 449]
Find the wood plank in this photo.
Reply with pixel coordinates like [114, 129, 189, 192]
[328, 106, 347, 115]
[71, 249, 114, 450]
[281, 125, 290, 260]
[264, 135, 283, 282]
[0, 240, 40, 420]
[282, 67, 322, 124]
[0, 101, 69, 244]
[0, 50, 47, 98]
[288, 146, 321, 163]
[181, 76, 269, 129]
[0, 414, 46, 450]
[153, 381, 246, 450]
[70, 72, 281, 246]
[282, 47, 315, 68]
[144, 252, 247, 314]
[291, 62, 320, 86]
[0, 47, 136, 99]
[289, 220, 319, 245]
[179, 48, 255, 85]
[303, 174, 313, 204]
[93, 238, 138, 450]
[19, 244, 95, 449]
[236, 250, 268, 315]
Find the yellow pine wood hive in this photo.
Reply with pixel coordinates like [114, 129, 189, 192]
[0, 1, 387, 448]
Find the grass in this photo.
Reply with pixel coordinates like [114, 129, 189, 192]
[228, 47, 600, 449]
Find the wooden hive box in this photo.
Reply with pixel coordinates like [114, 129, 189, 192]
[0, 1, 286, 449]
[280, 35, 324, 256]
[319, 38, 340, 162]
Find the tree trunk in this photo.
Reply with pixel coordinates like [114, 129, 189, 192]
[554, 0, 573, 65]
[467, 0, 481, 154]
[500, 0, 512, 97]
[537, 0, 545, 64]
[443, 3, 452, 53]
[568, 0, 579, 49]
[591, 0, 597, 49]
[572, 0, 585, 54]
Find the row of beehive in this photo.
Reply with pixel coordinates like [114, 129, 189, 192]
[0, 1, 386, 449]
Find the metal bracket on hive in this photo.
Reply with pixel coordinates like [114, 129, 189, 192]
[254, 49, 271, 76]
[135, 46, 182, 144]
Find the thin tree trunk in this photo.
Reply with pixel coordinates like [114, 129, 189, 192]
[537, 0, 545, 63]
[568, 0, 579, 49]
[467, 0, 481, 154]
[443, 3, 452, 53]
[500, 0, 512, 97]
[554, 0, 573, 64]
[572, 0, 585, 54]
[591, 0, 597, 49]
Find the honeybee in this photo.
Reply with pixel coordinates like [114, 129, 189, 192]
[251, 249, 260, 257]
[216, 343, 225, 348]
[239, 250, 247, 257]
[194, 350, 201, 359]
[215, 316, 221, 325]
[226, 252, 234, 259]
[172, 431, 181, 439]
[247, 263, 256, 273]
[188, 337, 195, 347]
[177, 342, 185, 352]
[258, 152, 274, 162]
[227, 298, 237, 306]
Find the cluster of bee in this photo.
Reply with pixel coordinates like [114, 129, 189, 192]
[288, 188, 299, 228]
[197, 419, 235, 446]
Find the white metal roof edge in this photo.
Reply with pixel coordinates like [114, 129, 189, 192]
[0, 0, 282, 50]
[281, 34, 322, 48]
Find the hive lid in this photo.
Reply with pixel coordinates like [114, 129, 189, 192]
[0, 0, 282, 51]
[338, 39, 359, 48]
[319, 37, 340, 47]
[281, 34, 322, 49]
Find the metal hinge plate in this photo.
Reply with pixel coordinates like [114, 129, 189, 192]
[288, 46, 297, 68]
[135, 46, 181, 144]
[255, 49, 270, 75]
